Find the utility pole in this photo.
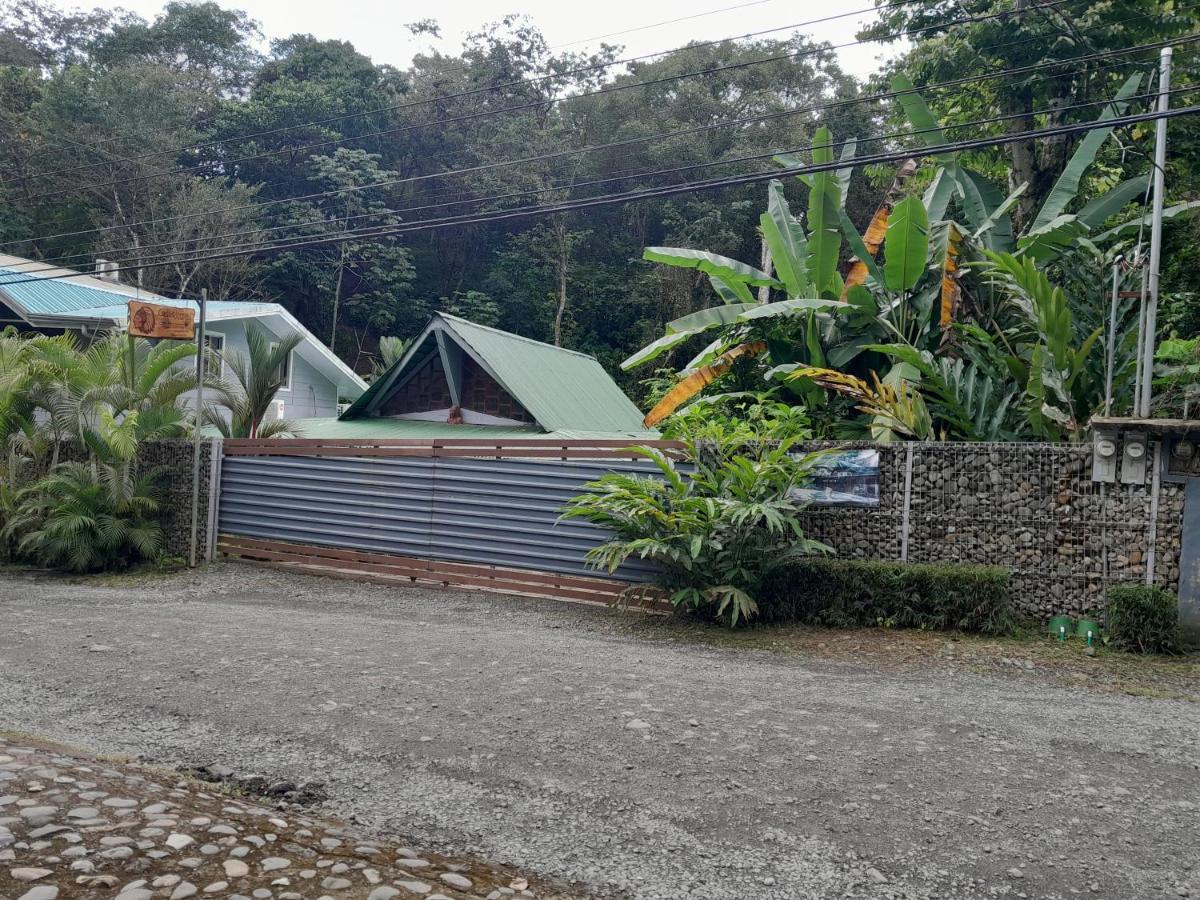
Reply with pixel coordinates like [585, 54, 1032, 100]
[1138, 47, 1172, 417]
[188, 287, 208, 568]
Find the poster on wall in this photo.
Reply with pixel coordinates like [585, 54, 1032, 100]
[789, 449, 880, 507]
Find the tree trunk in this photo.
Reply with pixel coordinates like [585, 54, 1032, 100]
[1005, 0, 1038, 232]
[757, 235, 773, 303]
[552, 219, 569, 347]
[330, 245, 348, 350]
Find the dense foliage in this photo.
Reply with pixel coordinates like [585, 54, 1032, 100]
[0, 0, 872, 381]
[0, 325, 280, 570]
[1105, 585, 1183, 654]
[624, 72, 1195, 438]
[0, 0, 1196, 414]
[759, 558, 1015, 634]
[561, 441, 830, 626]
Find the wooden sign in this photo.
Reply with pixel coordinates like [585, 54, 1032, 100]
[127, 300, 195, 339]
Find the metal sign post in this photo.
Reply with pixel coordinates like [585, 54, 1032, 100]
[1138, 47, 1173, 417]
[188, 288, 208, 568]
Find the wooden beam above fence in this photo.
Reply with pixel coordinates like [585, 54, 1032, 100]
[223, 437, 688, 460]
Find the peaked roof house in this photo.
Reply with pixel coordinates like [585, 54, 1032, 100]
[300, 312, 656, 440]
[0, 254, 366, 420]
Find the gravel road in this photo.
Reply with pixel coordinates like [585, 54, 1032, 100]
[0, 563, 1197, 900]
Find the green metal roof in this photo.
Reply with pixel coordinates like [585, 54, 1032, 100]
[343, 313, 655, 438]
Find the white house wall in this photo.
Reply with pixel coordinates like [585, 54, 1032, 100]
[181, 318, 339, 423]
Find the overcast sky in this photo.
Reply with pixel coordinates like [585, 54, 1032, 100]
[93, 0, 902, 78]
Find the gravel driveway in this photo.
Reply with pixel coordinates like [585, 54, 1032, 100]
[0, 563, 1197, 900]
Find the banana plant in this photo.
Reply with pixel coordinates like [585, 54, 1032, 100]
[627, 71, 1176, 437]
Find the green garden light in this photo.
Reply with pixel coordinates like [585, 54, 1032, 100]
[1048, 616, 1073, 642]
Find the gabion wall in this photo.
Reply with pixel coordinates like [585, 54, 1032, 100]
[139, 439, 219, 561]
[795, 442, 1185, 619]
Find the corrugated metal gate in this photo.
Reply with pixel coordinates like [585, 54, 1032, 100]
[216, 439, 681, 603]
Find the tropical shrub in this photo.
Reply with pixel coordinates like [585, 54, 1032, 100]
[1105, 586, 1182, 655]
[0, 327, 202, 571]
[619, 75, 1186, 441]
[561, 440, 830, 626]
[4, 411, 165, 573]
[760, 558, 1015, 634]
[657, 398, 812, 453]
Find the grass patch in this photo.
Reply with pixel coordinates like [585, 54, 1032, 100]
[613, 613, 1200, 701]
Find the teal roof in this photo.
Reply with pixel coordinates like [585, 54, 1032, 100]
[0, 266, 271, 322]
[343, 313, 654, 438]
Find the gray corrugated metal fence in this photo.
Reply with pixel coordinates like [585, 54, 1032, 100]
[218, 452, 661, 581]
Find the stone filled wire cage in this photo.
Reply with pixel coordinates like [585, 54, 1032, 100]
[795, 442, 1183, 618]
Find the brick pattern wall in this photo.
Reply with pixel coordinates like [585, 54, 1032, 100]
[380, 353, 452, 416]
[379, 355, 534, 423]
[793, 441, 1185, 619]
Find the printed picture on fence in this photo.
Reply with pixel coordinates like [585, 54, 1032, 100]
[789, 449, 880, 507]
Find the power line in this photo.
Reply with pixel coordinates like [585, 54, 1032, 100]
[11, 1, 1082, 205]
[3, 102, 1195, 288]
[13, 74, 1193, 278]
[551, 0, 787, 50]
[8, 31, 1192, 254]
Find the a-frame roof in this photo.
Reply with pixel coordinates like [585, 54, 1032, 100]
[342, 313, 653, 437]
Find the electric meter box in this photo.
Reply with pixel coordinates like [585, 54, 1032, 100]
[1092, 429, 1119, 483]
[1120, 432, 1149, 485]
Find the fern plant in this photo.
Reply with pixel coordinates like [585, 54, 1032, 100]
[562, 440, 830, 626]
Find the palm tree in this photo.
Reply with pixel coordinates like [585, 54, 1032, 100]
[205, 323, 303, 438]
[4, 409, 165, 572]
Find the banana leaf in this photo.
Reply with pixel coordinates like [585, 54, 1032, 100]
[884, 195, 930, 292]
[736, 297, 842, 322]
[806, 127, 842, 297]
[643, 246, 779, 287]
[620, 330, 696, 371]
[667, 303, 758, 334]
[759, 180, 809, 298]
[1028, 72, 1143, 233]
[892, 74, 954, 161]
[1094, 200, 1200, 242]
[642, 342, 767, 427]
[955, 168, 1014, 252]
[1075, 176, 1150, 231]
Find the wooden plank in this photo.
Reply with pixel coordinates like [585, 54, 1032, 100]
[236, 560, 628, 606]
[217, 535, 631, 595]
[219, 540, 633, 606]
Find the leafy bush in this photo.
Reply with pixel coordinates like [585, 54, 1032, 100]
[657, 398, 812, 449]
[759, 558, 1015, 634]
[1105, 586, 1182, 655]
[3, 411, 165, 573]
[562, 440, 830, 626]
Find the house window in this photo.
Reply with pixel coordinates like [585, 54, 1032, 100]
[203, 333, 224, 380]
[270, 342, 293, 391]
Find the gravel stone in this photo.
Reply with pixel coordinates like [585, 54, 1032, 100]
[1, 563, 1197, 900]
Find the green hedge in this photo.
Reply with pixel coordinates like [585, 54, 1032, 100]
[1105, 586, 1182, 654]
[759, 558, 1015, 634]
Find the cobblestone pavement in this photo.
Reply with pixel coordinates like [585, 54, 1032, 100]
[0, 737, 558, 900]
[0, 563, 1198, 900]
